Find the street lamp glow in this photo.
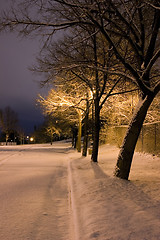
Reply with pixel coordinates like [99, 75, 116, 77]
[30, 137, 34, 142]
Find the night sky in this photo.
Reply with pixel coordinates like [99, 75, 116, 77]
[0, 0, 49, 134]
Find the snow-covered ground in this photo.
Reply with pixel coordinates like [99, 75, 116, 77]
[0, 142, 72, 240]
[0, 141, 160, 240]
[69, 144, 160, 240]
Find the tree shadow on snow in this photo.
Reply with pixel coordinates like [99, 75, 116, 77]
[90, 161, 160, 220]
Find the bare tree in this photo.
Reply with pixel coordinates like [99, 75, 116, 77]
[49, 0, 160, 178]
[45, 117, 61, 145]
[49, 0, 160, 179]
[38, 84, 88, 152]
[0, 106, 18, 144]
[34, 29, 124, 162]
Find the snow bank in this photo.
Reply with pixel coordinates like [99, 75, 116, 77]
[69, 145, 160, 240]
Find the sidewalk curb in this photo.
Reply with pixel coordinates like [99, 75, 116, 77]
[68, 159, 80, 240]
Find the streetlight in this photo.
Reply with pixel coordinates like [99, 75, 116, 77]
[30, 137, 34, 142]
[26, 136, 29, 144]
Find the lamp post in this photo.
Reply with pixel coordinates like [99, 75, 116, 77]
[26, 136, 29, 144]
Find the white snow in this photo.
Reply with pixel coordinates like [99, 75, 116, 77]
[68, 144, 160, 240]
[0, 142, 160, 240]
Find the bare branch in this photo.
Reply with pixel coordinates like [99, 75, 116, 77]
[144, 1, 160, 10]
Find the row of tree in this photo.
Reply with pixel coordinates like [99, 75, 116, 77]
[33, 114, 72, 144]
[1, 0, 159, 179]
[0, 106, 25, 144]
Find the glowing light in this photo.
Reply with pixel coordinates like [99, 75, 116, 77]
[30, 137, 34, 142]
[90, 90, 93, 98]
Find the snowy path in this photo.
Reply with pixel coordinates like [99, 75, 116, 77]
[0, 142, 73, 240]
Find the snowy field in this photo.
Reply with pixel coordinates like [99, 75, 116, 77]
[70, 144, 160, 240]
[0, 141, 160, 240]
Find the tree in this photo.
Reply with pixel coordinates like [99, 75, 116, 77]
[50, 0, 160, 178]
[0, 106, 19, 144]
[45, 117, 61, 145]
[51, 0, 160, 178]
[107, 91, 160, 126]
[103, 89, 139, 126]
[17, 128, 25, 144]
[32, 114, 71, 143]
[49, 0, 160, 178]
[145, 93, 160, 123]
[37, 84, 88, 152]
[34, 29, 124, 162]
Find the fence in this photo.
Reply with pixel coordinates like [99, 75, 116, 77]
[104, 121, 160, 156]
[0, 142, 17, 146]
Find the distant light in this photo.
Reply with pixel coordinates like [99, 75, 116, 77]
[30, 137, 34, 142]
[26, 136, 29, 139]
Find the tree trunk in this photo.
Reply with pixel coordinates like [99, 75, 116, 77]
[91, 99, 100, 162]
[6, 133, 9, 146]
[82, 120, 88, 156]
[82, 102, 89, 157]
[72, 133, 74, 147]
[72, 126, 77, 148]
[114, 94, 154, 180]
[74, 134, 77, 149]
[77, 114, 82, 152]
[50, 133, 53, 145]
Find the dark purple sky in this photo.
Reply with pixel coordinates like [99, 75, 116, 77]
[0, 1, 50, 134]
